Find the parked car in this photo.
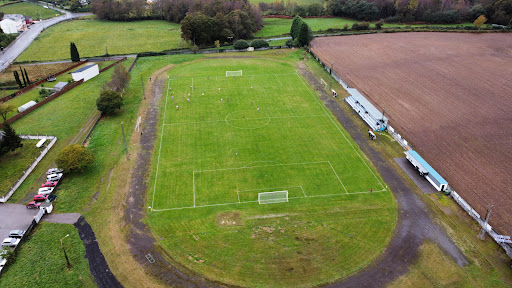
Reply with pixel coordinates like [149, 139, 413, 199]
[26, 201, 41, 209]
[38, 187, 54, 195]
[8, 230, 25, 238]
[41, 181, 57, 188]
[33, 194, 48, 202]
[47, 168, 63, 175]
[0, 257, 6, 274]
[1, 238, 20, 247]
[46, 173, 63, 182]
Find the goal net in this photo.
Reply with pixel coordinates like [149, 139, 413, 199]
[320, 78, 328, 89]
[226, 70, 243, 77]
[258, 191, 289, 204]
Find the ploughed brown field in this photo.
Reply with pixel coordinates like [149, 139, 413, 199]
[311, 32, 512, 236]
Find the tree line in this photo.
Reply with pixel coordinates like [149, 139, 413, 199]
[260, 0, 511, 25]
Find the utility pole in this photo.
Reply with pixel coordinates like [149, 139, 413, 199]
[139, 67, 145, 99]
[60, 234, 71, 269]
[378, 107, 385, 145]
[478, 205, 494, 240]
[121, 121, 129, 160]
[329, 62, 334, 92]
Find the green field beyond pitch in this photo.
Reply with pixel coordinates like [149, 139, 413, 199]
[148, 53, 396, 287]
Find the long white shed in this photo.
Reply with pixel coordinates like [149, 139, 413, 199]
[18, 101, 37, 113]
[71, 64, 99, 82]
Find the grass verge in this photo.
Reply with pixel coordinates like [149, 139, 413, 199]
[0, 222, 95, 287]
[0, 2, 61, 20]
[0, 139, 39, 194]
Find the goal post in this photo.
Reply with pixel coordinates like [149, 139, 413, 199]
[320, 78, 328, 89]
[258, 191, 289, 204]
[226, 70, 243, 77]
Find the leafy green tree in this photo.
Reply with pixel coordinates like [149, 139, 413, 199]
[96, 90, 123, 115]
[24, 68, 30, 85]
[290, 15, 303, 39]
[70, 42, 80, 62]
[0, 123, 23, 157]
[56, 144, 94, 173]
[492, 0, 512, 25]
[180, 12, 216, 46]
[69, 0, 82, 12]
[0, 103, 14, 122]
[12, 71, 22, 89]
[297, 21, 313, 46]
[19, 66, 27, 87]
[233, 39, 249, 50]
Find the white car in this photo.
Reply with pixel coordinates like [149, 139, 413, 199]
[8, 230, 25, 238]
[2, 238, 20, 248]
[46, 173, 63, 182]
[47, 168, 63, 175]
[38, 187, 54, 195]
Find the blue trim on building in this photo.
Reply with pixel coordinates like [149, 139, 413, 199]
[408, 150, 447, 185]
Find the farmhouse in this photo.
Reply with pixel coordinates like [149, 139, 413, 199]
[71, 64, 99, 82]
[405, 150, 448, 192]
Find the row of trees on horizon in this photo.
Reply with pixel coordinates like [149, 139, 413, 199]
[90, 0, 511, 25]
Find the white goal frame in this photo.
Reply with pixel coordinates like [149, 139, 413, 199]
[258, 190, 289, 204]
[320, 78, 328, 89]
[226, 70, 243, 77]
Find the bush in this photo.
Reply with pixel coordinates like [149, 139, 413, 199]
[352, 22, 370, 30]
[285, 39, 296, 47]
[234, 40, 249, 50]
[56, 144, 94, 173]
[375, 21, 384, 30]
[96, 90, 123, 115]
[251, 39, 269, 49]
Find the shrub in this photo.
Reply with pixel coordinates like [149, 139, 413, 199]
[285, 39, 296, 47]
[251, 39, 269, 49]
[375, 21, 384, 30]
[234, 40, 249, 50]
[56, 144, 94, 173]
[343, 23, 349, 30]
[352, 22, 370, 30]
[96, 90, 123, 115]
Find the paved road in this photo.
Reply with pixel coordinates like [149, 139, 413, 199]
[0, 7, 91, 72]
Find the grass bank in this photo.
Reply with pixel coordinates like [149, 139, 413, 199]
[16, 20, 189, 62]
[0, 2, 61, 20]
[0, 222, 95, 287]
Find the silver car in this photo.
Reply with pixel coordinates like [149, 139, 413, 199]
[8, 230, 25, 238]
[1, 238, 20, 247]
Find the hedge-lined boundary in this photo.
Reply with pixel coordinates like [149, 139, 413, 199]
[0, 60, 87, 103]
[0, 57, 126, 129]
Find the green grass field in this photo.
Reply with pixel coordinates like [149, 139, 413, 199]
[0, 223, 95, 287]
[16, 20, 189, 62]
[148, 54, 396, 287]
[0, 2, 60, 20]
[258, 17, 475, 37]
[0, 139, 39, 194]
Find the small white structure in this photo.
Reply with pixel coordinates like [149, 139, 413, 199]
[36, 138, 47, 148]
[1, 14, 25, 34]
[18, 101, 37, 113]
[71, 64, 99, 82]
[53, 82, 67, 91]
[0, 19, 19, 34]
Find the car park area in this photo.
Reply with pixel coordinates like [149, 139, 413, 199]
[0, 204, 39, 241]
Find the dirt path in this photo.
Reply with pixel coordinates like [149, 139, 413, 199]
[123, 66, 221, 287]
[74, 216, 123, 288]
[296, 62, 468, 287]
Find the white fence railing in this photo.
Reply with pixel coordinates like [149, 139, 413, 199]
[0, 135, 57, 203]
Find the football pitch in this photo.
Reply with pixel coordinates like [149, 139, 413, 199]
[147, 54, 396, 287]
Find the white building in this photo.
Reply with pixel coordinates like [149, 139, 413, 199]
[18, 101, 37, 113]
[1, 14, 25, 34]
[71, 64, 99, 82]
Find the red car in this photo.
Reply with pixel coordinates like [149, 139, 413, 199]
[41, 181, 57, 188]
[26, 201, 41, 209]
[33, 195, 48, 202]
